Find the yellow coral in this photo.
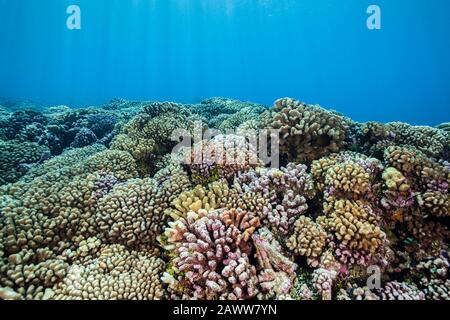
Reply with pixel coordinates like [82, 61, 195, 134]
[287, 216, 327, 258]
[325, 161, 371, 195]
[384, 146, 420, 174]
[382, 167, 410, 192]
[311, 153, 340, 191]
[417, 191, 449, 217]
[168, 181, 233, 220]
[319, 198, 385, 253]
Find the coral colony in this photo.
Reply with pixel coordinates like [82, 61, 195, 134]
[0, 97, 448, 300]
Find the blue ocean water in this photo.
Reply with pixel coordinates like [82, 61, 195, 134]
[0, 0, 449, 125]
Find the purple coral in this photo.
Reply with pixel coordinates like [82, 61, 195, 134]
[92, 172, 120, 199]
[238, 163, 315, 234]
[379, 281, 425, 300]
[239, 163, 315, 197]
[380, 189, 415, 212]
[269, 190, 309, 234]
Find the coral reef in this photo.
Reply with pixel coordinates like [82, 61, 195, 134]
[0, 146, 139, 298]
[319, 198, 386, 254]
[70, 128, 98, 148]
[378, 281, 425, 300]
[0, 96, 448, 300]
[387, 122, 448, 158]
[411, 253, 450, 300]
[0, 100, 135, 156]
[162, 209, 260, 300]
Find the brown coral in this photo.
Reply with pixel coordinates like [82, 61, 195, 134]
[312, 151, 382, 194]
[416, 191, 449, 217]
[0, 146, 141, 298]
[221, 208, 260, 245]
[111, 102, 194, 176]
[52, 244, 165, 300]
[263, 98, 348, 163]
[0, 140, 50, 185]
[95, 178, 164, 248]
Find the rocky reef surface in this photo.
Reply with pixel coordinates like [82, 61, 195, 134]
[0, 97, 448, 300]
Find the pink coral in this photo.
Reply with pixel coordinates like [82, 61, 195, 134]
[252, 228, 297, 299]
[237, 163, 315, 234]
[311, 268, 337, 300]
[163, 209, 259, 300]
[379, 281, 425, 300]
